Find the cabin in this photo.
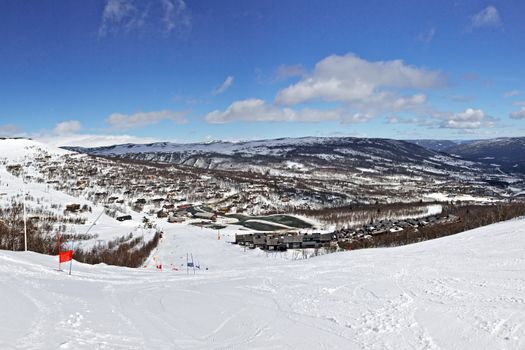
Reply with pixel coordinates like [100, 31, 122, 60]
[235, 233, 254, 245]
[193, 212, 217, 221]
[6, 164, 22, 172]
[116, 215, 132, 222]
[319, 233, 332, 243]
[283, 234, 303, 249]
[217, 207, 230, 214]
[65, 203, 81, 213]
[266, 235, 287, 251]
[167, 214, 185, 223]
[253, 233, 267, 248]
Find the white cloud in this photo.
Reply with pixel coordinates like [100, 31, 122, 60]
[450, 94, 473, 103]
[513, 101, 525, 107]
[385, 116, 399, 124]
[341, 113, 374, 124]
[106, 110, 187, 130]
[392, 94, 427, 109]
[205, 54, 449, 125]
[503, 90, 521, 98]
[275, 64, 306, 80]
[0, 124, 22, 136]
[417, 27, 436, 44]
[205, 98, 345, 124]
[212, 76, 234, 95]
[462, 72, 479, 81]
[384, 116, 435, 128]
[98, 0, 144, 37]
[510, 108, 525, 120]
[469, 6, 502, 29]
[53, 120, 82, 135]
[99, 0, 190, 37]
[161, 0, 191, 34]
[378, 108, 497, 130]
[438, 108, 496, 129]
[275, 53, 445, 113]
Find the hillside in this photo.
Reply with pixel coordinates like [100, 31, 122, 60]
[1, 217, 524, 349]
[446, 137, 525, 174]
[406, 137, 525, 174]
[0, 138, 159, 258]
[406, 139, 465, 152]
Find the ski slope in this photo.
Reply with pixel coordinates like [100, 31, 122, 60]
[1, 217, 525, 349]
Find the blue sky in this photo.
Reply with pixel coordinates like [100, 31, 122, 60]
[0, 0, 524, 146]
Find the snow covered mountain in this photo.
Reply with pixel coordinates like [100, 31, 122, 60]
[1, 216, 525, 349]
[64, 136, 525, 202]
[65, 136, 491, 175]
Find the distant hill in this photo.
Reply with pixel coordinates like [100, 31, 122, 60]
[445, 137, 525, 174]
[406, 139, 468, 152]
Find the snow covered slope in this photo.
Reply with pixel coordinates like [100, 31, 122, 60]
[0, 137, 70, 160]
[1, 217, 525, 349]
[0, 138, 157, 250]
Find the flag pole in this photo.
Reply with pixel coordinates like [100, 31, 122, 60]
[57, 233, 61, 271]
[20, 157, 28, 252]
[68, 241, 74, 276]
[23, 186, 27, 252]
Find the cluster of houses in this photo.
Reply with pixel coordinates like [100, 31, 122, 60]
[27, 153, 313, 217]
[234, 214, 457, 251]
[235, 231, 336, 251]
[334, 214, 456, 239]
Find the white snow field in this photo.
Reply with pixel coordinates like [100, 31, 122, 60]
[1, 218, 525, 349]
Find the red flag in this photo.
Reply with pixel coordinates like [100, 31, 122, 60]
[59, 250, 73, 263]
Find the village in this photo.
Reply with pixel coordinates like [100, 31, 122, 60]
[5, 144, 518, 225]
[233, 213, 458, 251]
[2, 143, 523, 257]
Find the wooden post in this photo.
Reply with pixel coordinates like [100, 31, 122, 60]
[57, 233, 61, 271]
[68, 241, 74, 275]
[23, 189, 27, 252]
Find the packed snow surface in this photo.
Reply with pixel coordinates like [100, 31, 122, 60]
[2, 218, 525, 349]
